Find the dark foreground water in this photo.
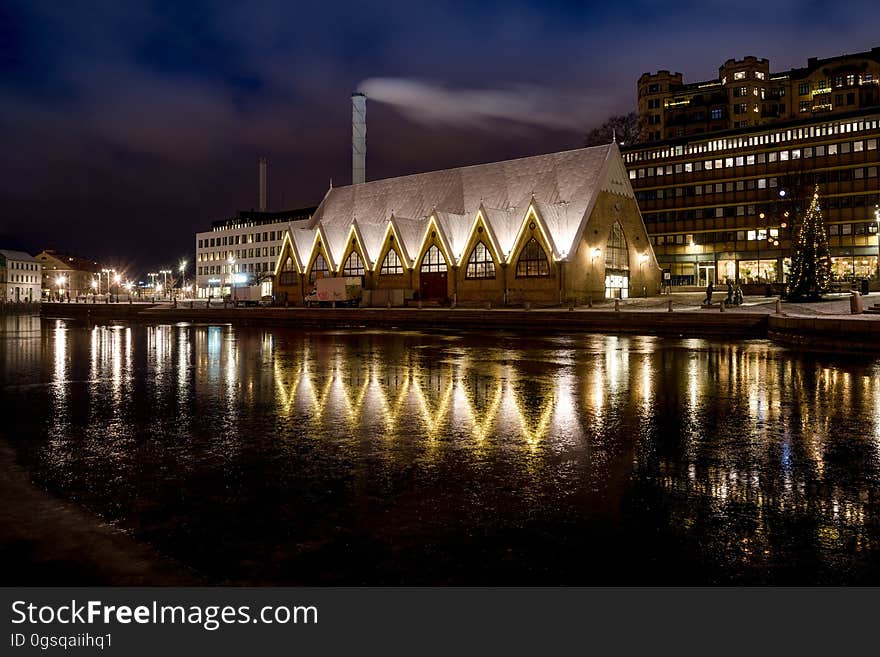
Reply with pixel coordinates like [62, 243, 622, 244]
[1, 315, 879, 584]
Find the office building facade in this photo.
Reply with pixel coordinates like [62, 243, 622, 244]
[195, 207, 315, 298]
[622, 108, 880, 287]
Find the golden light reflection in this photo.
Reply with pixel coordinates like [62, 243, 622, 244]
[457, 369, 504, 442]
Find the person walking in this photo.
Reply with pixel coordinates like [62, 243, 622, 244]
[726, 279, 734, 305]
[703, 281, 714, 306]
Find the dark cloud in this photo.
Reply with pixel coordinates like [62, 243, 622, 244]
[1, 0, 877, 275]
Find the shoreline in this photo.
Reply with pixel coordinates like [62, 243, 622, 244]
[37, 301, 880, 353]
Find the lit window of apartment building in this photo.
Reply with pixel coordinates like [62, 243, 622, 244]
[623, 108, 880, 289]
[637, 48, 879, 142]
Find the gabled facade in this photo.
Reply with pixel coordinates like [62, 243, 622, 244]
[34, 249, 101, 300]
[274, 143, 661, 305]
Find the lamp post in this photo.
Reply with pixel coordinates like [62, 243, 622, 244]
[179, 260, 187, 300]
[227, 255, 236, 304]
[159, 269, 172, 301]
[101, 268, 114, 298]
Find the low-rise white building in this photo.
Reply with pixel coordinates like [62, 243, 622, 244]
[0, 249, 41, 303]
[195, 207, 314, 298]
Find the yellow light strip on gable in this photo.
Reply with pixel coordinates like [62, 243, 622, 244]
[339, 223, 369, 272]
[308, 226, 333, 273]
[378, 220, 410, 270]
[466, 209, 503, 266]
[272, 230, 296, 276]
[505, 204, 558, 265]
[413, 215, 454, 269]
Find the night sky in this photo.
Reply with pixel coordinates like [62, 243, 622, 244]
[1, 1, 877, 277]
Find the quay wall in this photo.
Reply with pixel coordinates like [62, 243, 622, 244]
[767, 315, 880, 353]
[38, 303, 880, 351]
[41, 303, 768, 338]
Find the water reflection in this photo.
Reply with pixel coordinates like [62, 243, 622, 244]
[2, 316, 880, 583]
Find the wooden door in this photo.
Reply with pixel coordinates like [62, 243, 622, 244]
[419, 272, 447, 299]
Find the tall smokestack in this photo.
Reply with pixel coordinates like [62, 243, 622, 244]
[258, 157, 268, 211]
[352, 92, 366, 185]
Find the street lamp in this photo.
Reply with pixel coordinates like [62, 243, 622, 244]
[227, 255, 236, 303]
[159, 269, 172, 300]
[179, 260, 187, 300]
[55, 275, 66, 301]
[101, 268, 114, 297]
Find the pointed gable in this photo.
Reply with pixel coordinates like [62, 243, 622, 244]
[288, 143, 621, 268]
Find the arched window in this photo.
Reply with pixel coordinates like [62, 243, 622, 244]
[380, 248, 404, 275]
[342, 251, 364, 276]
[604, 222, 629, 299]
[515, 238, 550, 277]
[279, 256, 297, 285]
[465, 242, 496, 279]
[606, 223, 629, 271]
[420, 245, 447, 272]
[309, 253, 329, 284]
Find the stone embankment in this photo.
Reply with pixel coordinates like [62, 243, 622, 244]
[39, 299, 880, 352]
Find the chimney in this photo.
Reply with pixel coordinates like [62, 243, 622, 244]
[258, 157, 268, 211]
[351, 93, 366, 185]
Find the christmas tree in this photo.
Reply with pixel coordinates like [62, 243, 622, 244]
[785, 185, 832, 301]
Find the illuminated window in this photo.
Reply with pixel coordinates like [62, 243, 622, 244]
[380, 248, 403, 275]
[465, 242, 496, 279]
[515, 238, 550, 278]
[342, 251, 364, 276]
[733, 71, 746, 80]
[420, 245, 447, 273]
[604, 223, 629, 299]
[279, 257, 297, 286]
[309, 253, 328, 284]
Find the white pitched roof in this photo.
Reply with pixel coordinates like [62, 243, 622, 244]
[281, 143, 640, 272]
[0, 249, 37, 262]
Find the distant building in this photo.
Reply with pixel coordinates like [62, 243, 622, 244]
[638, 47, 880, 141]
[34, 249, 101, 300]
[195, 207, 316, 298]
[0, 249, 40, 302]
[272, 143, 660, 305]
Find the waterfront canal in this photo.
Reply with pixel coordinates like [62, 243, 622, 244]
[2, 315, 879, 584]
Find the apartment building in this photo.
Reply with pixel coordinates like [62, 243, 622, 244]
[0, 249, 41, 303]
[638, 47, 880, 142]
[622, 108, 880, 287]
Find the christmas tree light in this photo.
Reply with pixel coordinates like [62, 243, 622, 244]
[785, 185, 831, 301]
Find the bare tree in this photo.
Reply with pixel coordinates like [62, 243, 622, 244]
[583, 112, 642, 147]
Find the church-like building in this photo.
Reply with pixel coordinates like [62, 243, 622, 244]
[273, 143, 661, 306]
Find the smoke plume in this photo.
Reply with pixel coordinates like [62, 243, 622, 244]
[358, 78, 612, 132]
